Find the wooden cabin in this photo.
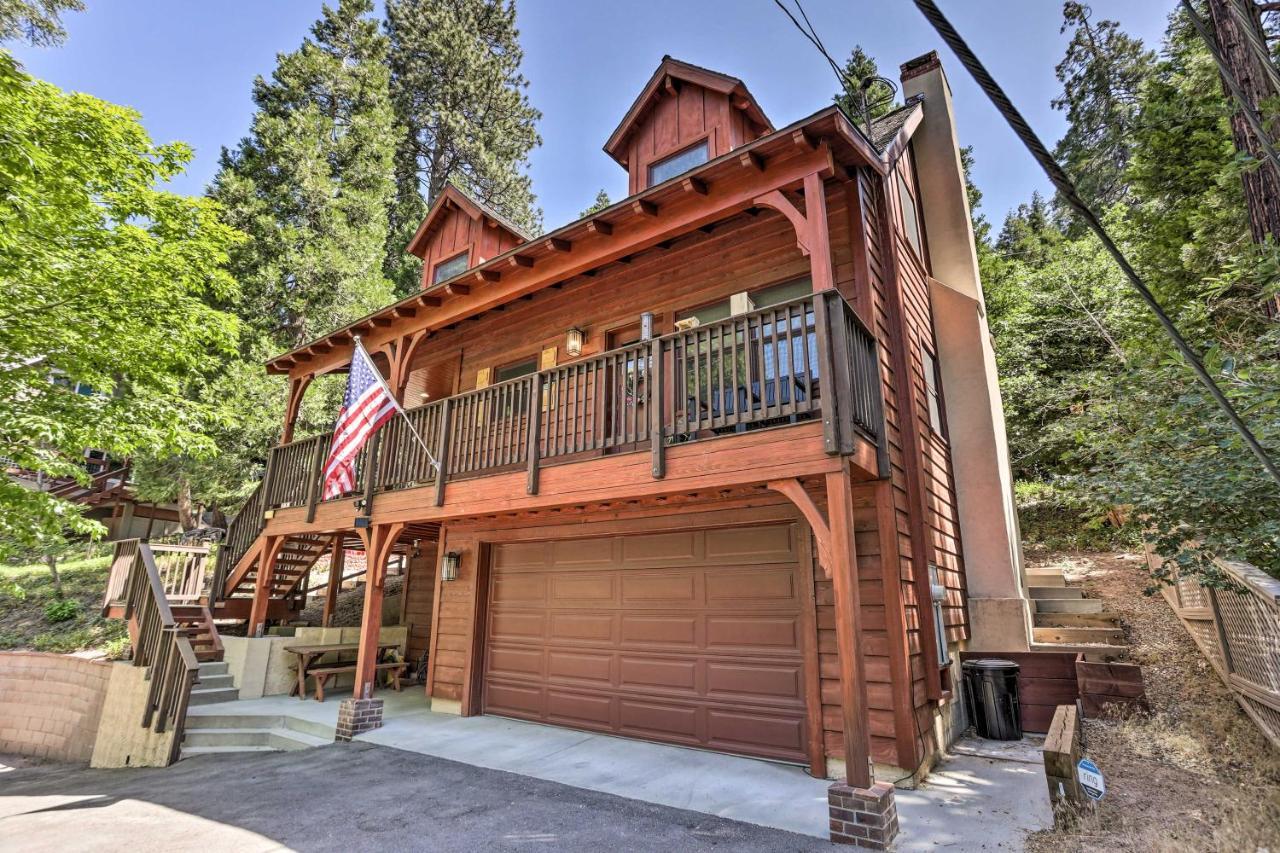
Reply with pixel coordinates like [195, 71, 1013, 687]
[112, 52, 1033, 844]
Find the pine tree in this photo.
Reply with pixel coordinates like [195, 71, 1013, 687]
[211, 0, 395, 348]
[579, 189, 611, 219]
[833, 45, 897, 128]
[0, 0, 83, 46]
[1051, 2, 1155, 212]
[384, 0, 542, 294]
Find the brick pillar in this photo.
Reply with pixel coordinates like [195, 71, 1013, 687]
[828, 781, 899, 848]
[335, 697, 384, 742]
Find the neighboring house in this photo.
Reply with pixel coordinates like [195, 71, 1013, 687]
[117, 53, 1035, 840]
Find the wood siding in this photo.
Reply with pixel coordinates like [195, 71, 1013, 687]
[416, 204, 524, 291]
[403, 543, 438, 666]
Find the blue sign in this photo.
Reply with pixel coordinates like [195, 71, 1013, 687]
[1077, 757, 1105, 800]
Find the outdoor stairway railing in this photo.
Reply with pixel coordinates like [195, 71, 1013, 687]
[250, 288, 885, 523]
[108, 538, 203, 765]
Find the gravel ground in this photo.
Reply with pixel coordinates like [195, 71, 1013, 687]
[1023, 551, 1280, 852]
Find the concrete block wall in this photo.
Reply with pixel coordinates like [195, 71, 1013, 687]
[0, 652, 111, 763]
[222, 626, 409, 699]
[89, 662, 179, 768]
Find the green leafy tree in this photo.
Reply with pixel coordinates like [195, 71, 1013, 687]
[211, 0, 396, 348]
[833, 45, 897, 126]
[0, 50, 241, 559]
[579, 189, 611, 219]
[384, 0, 542, 293]
[1051, 2, 1156, 212]
[0, 0, 82, 46]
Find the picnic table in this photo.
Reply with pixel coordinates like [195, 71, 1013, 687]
[284, 641, 404, 701]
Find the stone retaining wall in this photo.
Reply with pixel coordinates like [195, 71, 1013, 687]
[0, 651, 111, 763]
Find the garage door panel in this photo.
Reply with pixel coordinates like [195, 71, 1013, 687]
[547, 690, 614, 727]
[706, 615, 801, 650]
[548, 612, 614, 643]
[490, 610, 546, 641]
[620, 614, 697, 646]
[619, 700, 699, 741]
[547, 650, 613, 684]
[705, 566, 799, 606]
[619, 656, 698, 692]
[621, 571, 697, 605]
[485, 524, 809, 764]
[492, 541, 548, 570]
[487, 645, 544, 679]
[706, 661, 803, 701]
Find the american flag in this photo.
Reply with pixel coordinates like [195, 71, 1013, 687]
[321, 341, 401, 500]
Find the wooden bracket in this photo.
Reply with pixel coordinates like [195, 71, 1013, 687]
[767, 478, 832, 577]
[753, 190, 812, 256]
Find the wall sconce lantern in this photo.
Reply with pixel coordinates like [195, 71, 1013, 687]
[440, 551, 461, 582]
[565, 327, 585, 358]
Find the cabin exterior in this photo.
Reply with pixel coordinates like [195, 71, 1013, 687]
[102, 53, 1032, 846]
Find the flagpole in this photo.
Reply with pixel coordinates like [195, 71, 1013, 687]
[353, 336, 441, 472]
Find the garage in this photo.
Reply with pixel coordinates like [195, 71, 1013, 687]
[481, 523, 812, 763]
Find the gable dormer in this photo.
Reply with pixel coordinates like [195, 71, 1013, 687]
[604, 56, 772, 195]
[407, 183, 531, 290]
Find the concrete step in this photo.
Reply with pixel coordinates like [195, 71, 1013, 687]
[187, 686, 240, 706]
[1033, 611, 1121, 629]
[182, 711, 336, 740]
[1033, 626, 1125, 645]
[1029, 586, 1083, 600]
[180, 745, 281, 756]
[1025, 571, 1066, 588]
[1033, 598, 1104, 615]
[198, 661, 229, 677]
[194, 673, 235, 691]
[182, 727, 330, 751]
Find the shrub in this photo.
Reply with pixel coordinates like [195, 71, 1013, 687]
[43, 597, 82, 623]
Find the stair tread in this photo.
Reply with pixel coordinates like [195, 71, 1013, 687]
[181, 745, 283, 755]
[184, 726, 331, 746]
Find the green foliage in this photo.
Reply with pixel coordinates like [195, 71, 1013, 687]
[832, 45, 896, 125]
[385, 0, 542, 294]
[0, 0, 83, 46]
[580, 189, 612, 219]
[43, 597, 80, 623]
[0, 50, 241, 558]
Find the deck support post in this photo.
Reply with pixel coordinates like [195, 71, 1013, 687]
[351, 522, 405, 702]
[247, 535, 285, 638]
[824, 464, 899, 847]
[323, 535, 344, 627]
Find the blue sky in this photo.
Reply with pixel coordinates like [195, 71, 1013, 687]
[10, 0, 1176, 231]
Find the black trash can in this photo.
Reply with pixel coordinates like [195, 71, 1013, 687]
[962, 658, 1022, 740]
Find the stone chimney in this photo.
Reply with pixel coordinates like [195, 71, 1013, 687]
[900, 52, 1030, 651]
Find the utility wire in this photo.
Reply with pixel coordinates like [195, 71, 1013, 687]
[1182, 0, 1280, 177]
[910, 0, 1280, 488]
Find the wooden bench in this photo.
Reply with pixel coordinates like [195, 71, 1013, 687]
[308, 661, 406, 701]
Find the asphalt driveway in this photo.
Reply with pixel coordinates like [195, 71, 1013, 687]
[0, 742, 836, 852]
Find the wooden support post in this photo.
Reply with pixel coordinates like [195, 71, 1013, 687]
[826, 466, 873, 789]
[527, 373, 543, 494]
[434, 398, 452, 507]
[361, 432, 381, 517]
[650, 337, 666, 478]
[352, 522, 405, 700]
[323, 535, 344, 628]
[812, 292, 840, 455]
[803, 171, 835, 294]
[281, 374, 313, 445]
[247, 536, 285, 638]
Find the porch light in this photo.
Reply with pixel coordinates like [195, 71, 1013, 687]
[565, 327, 585, 358]
[440, 551, 461, 582]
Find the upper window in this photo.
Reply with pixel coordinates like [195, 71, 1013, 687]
[897, 171, 923, 260]
[921, 345, 943, 435]
[432, 250, 470, 284]
[676, 277, 813, 327]
[495, 357, 537, 383]
[648, 141, 709, 185]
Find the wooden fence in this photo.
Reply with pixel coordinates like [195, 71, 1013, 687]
[1155, 549, 1280, 749]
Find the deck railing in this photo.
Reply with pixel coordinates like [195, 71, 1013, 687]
[103, 539, 213, 613]
[111, 538, 202, 765]
[251, 289, 884, 521]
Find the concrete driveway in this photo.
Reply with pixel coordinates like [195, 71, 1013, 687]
[0, 743, 837, 852]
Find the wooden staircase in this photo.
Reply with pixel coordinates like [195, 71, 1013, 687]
[1028, 566, 1128, 660]
[217, 533, 330, 610]
[170, 604, 225, 663]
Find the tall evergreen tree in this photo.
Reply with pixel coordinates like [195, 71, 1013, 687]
[211, 0, 395, 348]
[1051, 2, 1155, 212]
[833, 45, 897, 128]
[579, 189, 611, 219]
[384, 0, 542, 293]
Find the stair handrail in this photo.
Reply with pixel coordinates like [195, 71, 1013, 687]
[117, 538, 201, 765]
[215, 480, 267, 602]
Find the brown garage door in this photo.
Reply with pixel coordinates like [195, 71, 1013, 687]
[482, 523, 810, 763]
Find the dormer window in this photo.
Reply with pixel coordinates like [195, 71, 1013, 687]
[649, 141, 710, 185]
[432, 250, 470, 284]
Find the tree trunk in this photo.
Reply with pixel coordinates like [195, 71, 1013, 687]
[45, 553, 63, 598]
[176, 475, 198, 531]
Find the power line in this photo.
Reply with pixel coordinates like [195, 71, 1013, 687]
[909, 0, 1280, 488]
